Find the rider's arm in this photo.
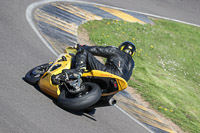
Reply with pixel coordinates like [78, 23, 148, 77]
[83, 45, 117, 58]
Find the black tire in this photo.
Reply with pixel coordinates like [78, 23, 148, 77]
[57, 82, 102, 111]
[24, 63, 51, 85]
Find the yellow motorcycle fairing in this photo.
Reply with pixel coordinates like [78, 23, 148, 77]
[38, 52, 128, 99]
[82, 70, 127, 96]
[38, 53, 72, 98]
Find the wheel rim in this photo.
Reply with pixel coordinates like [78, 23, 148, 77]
[75, 84, 89, 98]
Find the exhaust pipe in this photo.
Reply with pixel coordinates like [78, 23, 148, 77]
[93, 98, 117, 108]
[109, 98, 117, 106]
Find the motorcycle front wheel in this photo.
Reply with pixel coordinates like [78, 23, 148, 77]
[57, 82, 102, 111]
[24, 63, 51, 85]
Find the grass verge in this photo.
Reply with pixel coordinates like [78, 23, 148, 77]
[80, 19, 200, 133]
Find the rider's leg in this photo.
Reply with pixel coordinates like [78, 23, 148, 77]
[62, 49, 87, 78]
[63, 49, 107, 78]
[76, 49, 107, 71]
[62, 49, 109, 92]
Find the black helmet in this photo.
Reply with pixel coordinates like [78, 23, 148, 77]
[119, 41, 136, 56]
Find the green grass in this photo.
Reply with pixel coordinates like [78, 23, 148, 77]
[80, 19, 200, 133]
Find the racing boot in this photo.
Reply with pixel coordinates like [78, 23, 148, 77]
[62, 65, 86, 93]
[64, 54, 87, 79]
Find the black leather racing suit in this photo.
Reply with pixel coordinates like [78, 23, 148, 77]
[75, 45, 135, 81]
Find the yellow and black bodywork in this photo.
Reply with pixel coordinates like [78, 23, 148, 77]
[38, 49, 128, 100]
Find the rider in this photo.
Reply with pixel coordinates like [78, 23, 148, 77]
[62, 41, 136, 83]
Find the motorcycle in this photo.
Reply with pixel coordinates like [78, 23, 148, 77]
[25, 47, 128, 111]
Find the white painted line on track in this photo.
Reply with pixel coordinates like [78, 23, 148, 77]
[115, 105, 154, 133]
[124, 10, 200, 28]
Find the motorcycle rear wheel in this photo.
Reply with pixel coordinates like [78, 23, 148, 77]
[57, 82, 102, 111]
[24, 63, 51, 85]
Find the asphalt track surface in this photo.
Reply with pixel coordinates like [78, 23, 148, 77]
[0, 0, 199, 133]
